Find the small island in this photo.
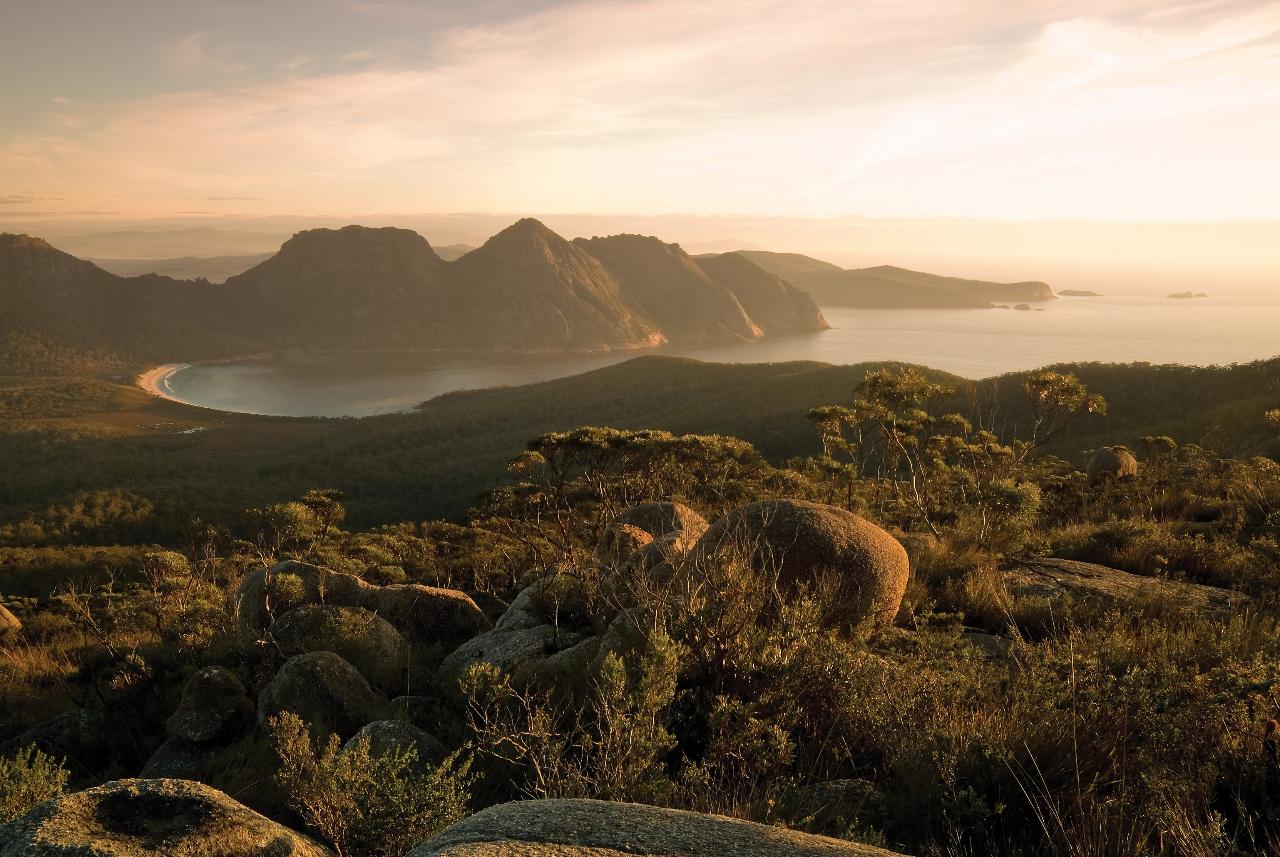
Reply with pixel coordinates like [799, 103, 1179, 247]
[1060, 289, 1103, 297]
[1168, 291, 1209, 300]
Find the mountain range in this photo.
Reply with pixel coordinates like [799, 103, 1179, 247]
[0, 219, 828, 364]
[717, 251, 1055, 308]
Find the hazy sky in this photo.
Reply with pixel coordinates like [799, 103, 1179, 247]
[2, 0, 1279, 222]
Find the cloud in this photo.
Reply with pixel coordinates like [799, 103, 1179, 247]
[162, 31, 247, 75]
[3, 0, 1278, 219]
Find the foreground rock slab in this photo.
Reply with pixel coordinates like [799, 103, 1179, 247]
[409, 799, 905, 856]
[0, 777, 332, 856]
[1004, 558, 1248, 614]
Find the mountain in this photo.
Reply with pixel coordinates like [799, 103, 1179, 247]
[574, 234, 763, 342]
[0, 234, 249, 362]
[721, 254, 1054, 308]
[694, 252, 828, 336]
[222, 225, 448, 349]
[91, 253, 273, 283]
[726, 250, 843, 281]
[799, 265, 1054, 308]
[445, 219, 663, 352]
[0, 220, 831, 363]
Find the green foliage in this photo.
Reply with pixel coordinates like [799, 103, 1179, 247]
[0, 745, 70, 824]
[269, 712, 472, 857]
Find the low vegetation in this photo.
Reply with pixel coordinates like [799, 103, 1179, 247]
[2, 362, 1280, 855]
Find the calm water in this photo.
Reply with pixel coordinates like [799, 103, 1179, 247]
[160, 294, 1280, 417]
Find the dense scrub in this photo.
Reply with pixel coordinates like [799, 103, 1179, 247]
[3, 364, 1280, 855]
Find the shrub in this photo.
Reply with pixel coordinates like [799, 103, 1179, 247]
[269, 712, 472, 857]
[0, 745, 70, 824]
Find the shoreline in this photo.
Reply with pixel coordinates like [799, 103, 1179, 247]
[136, 363, 194, 405]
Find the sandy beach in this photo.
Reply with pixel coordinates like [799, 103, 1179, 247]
[136, 363, 191, 403]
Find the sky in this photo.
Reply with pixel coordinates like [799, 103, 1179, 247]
[2, 0, 1279, 227]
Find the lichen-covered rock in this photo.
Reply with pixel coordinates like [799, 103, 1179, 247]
[1087, 447, 1139, 482]
[273, 605, 409, 695]
[166, 666, 254, 744]
[494, 576, 592, 632]
[408, 798, 904, 856]
[616, 502, 709, 546]
[362, 584, 490, 651]
[257, 652, 387, 741]
[693, 499, 909, 632]
[231, 561, 367, 644]
[233, 561, 489, 653]
[436, 624, 586, 691]
[343, 720, 445, 773]
[0, 777, 333, 856]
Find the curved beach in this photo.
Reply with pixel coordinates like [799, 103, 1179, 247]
[137, 363, 193, 404]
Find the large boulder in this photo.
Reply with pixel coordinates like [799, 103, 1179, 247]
[166, 667, 254, 744]
[436, 624, 586, 692]
[693, 499, 909, 632]
[257, 652, 387, 741]
[408, 798, 904, 856]
[1087, 447, 1139, 482]
[0, 710, 115, 782]
[0, 777, 332, 856]
[616, 502, 709, 546]
[361, 584, 491, 651]
[233, 561, 489, 653]
[342, 720, 445, 773]
[273, 605, 409, 695]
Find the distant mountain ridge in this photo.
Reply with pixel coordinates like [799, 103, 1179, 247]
[0, 220, 827, 363]
[91, 253, 274, 283]
[722, 251, 1054, 308]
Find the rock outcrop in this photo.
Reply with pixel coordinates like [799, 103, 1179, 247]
[0, 603, 20, 633]
[166, 666, 254, 743]
[0, 777, 333, 856]
[1003, 558, 1248, 614]
[233, 561, 490, 653]
[408, 798, 904, 856]
[343, 720, 445, 773]
[256, 651, 387, 740]
[693, 499, 909, 632]
[273, 604, 409, 694]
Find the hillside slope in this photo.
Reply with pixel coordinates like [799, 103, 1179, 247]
[4, 355, 1275, 528]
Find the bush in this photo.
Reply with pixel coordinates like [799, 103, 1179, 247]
[0, 745, 70, 824]
[269, 712, 472, 857]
